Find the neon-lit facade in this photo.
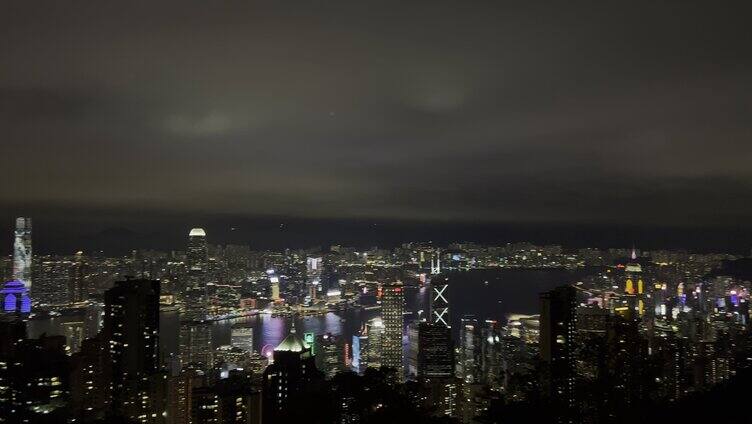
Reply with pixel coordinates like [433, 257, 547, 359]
[1, 280, 31, 313]
[303, 332, 315, 354]
[432, 276, 450, 329]
[351, 335, 361, 372]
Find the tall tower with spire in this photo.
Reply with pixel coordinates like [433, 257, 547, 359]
[430, 250, 442, 275]
[625, 245, 645, 317]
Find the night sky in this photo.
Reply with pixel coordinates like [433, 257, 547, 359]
[2, 2, 751, 252]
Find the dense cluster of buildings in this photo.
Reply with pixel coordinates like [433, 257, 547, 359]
[2, 218, 752, 423]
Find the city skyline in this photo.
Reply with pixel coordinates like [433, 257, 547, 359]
[1, 1, 751, 423]
[3, 215, 752, 423]
[5, 216, 752, 257]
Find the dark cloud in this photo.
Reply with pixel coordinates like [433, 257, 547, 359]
[1, 0, 751, 232]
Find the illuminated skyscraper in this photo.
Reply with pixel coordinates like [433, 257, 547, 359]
[480, 320, 503, 391]
[408, 322, 420, 377]
[230, 326, 254, 352]
[187, 228, 208, 273]
[364, 317, 384, 369]
[262, 325, 319, 422]
[306, 256, 323, 273]
[457, 315, 480, 383]
[71, 251, 87, 303]
[35, 258, 72, 306]
[381, 281, 404, 378]
[270, 273, 281, 301]
[431, 276, 450, 329]
[430, 250, 442, 275]
[315, 333, 344, 378]
[351, 333, 367, 374]
[185, 228, 209, 320]
[12, 218, 32, 291]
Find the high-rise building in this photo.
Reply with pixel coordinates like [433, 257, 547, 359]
[480, 320, 503, 391]
[431, 276, 450, 329]
[306, 256, 323, 273]
[425, 378, 460, 419]
[103, 278, 164, 422]
[262, 325, 320, 422]
[62, 320, 85, 353]
[457, 315, 480, 383]
[35, 258, 73, 306]
[70, 251, 88, 303]
[604, 314, 642, 410]
[12, 217, 32, 291]
[104, 279, 160, 376]
[418, 322, 454, 379]
[412, 319, 457, 419]
[539, 285, 577, 423]
[380, 281, 404, 378]
[458, 383, 494, 424]
[351, 333, 367, 374]
[271, 280, 281, 301]
[430, 250, 442, 275]
[166, 363, 205, 424]
[180, 323, 213, 368]
[315, 333, 344, 378]
[187, 228, 208, 273]
[363, 317, 384, 370]
[431, 249, 441, 275]
[70, 336, 109, 422]
[84, 302, 104, 338]
[185, 228, 209, 321]
[407, 322, 421, 378]
[230, 326, 254, 353]
[191, 371, 261, 424]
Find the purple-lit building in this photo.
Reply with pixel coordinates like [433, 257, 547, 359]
[1, 280, 31, 314]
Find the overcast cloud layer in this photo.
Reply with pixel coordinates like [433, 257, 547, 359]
[2, 1, 751, 227]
